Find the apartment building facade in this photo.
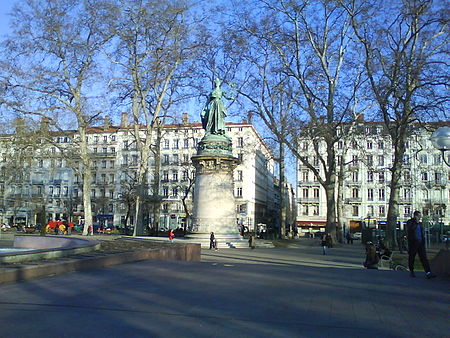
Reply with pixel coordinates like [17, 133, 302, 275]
[0, 115, 277, 232]
[296, 122, 450, 235]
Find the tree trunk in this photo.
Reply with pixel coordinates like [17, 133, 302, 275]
[79, 128, 93, 236]
[279, 142, 287, 239]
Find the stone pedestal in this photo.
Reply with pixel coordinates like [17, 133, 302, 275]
[187, 152, 246, 248]
[186, 133, 248, 248]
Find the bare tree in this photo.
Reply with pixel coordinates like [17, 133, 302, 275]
[231, 0, 364, 240]
[1, 0, 116, 235]
[108, 0, 202, 236]
[343, 0, 449, 248]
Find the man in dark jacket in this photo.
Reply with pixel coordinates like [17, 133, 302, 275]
[406, 211, 436, 278]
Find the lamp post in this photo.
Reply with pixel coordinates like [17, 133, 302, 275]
[431, 126, 450, 167]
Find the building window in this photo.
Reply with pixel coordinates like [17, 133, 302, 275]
[352, 188, 359, 198]
[236, 187, 243, 197]
[378, 155, 384, 166]
[378, 141, 384, 149]
[182, 170, 189, 181]
[172, 187, 178, 197]
[367, 188, 374, 201]
[237, 170, 243, 181]
[367, 205, 374, 217]
[403, 154, 410, 165]
[110, 174, 114, 183]
[172, 171, 178, 181]
[404, 206, 411, 217]
[367, 141, 373, 149]
[238, 153, 243, 162]
[183, 138, 189, 149]
[378, 188, 385, 201]
[237, 137, 244, 148]
[435, 172, 442, 184]
[313, 205, 319, 215]
[163, 139, 170, 149]
[313, 156, 319, 166]
[302, 142, 308, 151]
[302, 171, 309, 182]
[378, 172, 385, 183]
[313, 188, 319, 199]
[379, 205, 386, 216]
[163, 171, 169, 181]
[110, 160, 115, 169]
[352, 155, 358, 165]
[403, 188, 411, 199]
[302, 205, 309, 216]
[366, 155, 373, 167]
[163, 186, 169, 197]
[352, 171, 359, 182]
[302, 188, 309, 199]
[419, 154, 428, 164]
[403, 170, 411, 181]
[173, 139, 179, 149]
[421, 172, 428, 181]
[367, 171, 374, 182]
[337, 141, 343, 149]
[163, 154, 169, 164]
[352, 205, 359, 217]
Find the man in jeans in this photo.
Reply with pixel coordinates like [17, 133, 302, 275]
[406, 211, 436, 279]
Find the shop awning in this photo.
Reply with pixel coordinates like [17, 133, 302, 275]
[297, 220, 326, 227]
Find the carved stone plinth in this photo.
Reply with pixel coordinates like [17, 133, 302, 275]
[187, 154, 246, 248]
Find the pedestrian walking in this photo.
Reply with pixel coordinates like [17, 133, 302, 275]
[321, 234, 328, 255]
[406, 211, 436, 279]
[169, 229, 175, 243]
[210, 232, 216, 250]
[248, 232, 256, 249]
[325, 233, 333, 248]
[346, 232, 353, 244]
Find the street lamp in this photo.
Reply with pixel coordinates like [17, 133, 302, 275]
[431, 126, 450, 167]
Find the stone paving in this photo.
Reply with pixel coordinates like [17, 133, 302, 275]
[0, 238, 448, 337]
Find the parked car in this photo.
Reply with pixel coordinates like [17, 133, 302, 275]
[352, 232, 362, 240]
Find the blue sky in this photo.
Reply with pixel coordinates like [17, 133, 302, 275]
[0, 0, 16, 38]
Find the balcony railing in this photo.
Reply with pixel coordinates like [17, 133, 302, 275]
[345, 198, 362, 203]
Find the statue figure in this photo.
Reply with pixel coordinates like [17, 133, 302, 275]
[201, 78, 232, 135]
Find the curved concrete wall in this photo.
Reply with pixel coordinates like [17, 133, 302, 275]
[14, 235, 96, 250]
[0, 235, 100, 264]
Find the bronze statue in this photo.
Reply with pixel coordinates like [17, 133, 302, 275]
[201, 78, 232, 135]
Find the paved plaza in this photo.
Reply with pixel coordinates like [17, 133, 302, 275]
[0, 238, 449, 337]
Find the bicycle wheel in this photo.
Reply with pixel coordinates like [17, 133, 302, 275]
[395, 265, 407, 271]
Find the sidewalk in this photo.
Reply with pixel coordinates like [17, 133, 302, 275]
[0, 236, 448, 337]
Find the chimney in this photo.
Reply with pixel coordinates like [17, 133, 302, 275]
[14, 118, 26, 133]
[40, 117, 50, 132]
[182, 113, 189, 124]
[247, 111, 253, 124]
[103, 116, 112, 129]
[120, 113, 128, 127]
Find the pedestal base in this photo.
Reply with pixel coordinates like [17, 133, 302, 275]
[185, 233, 248, 248]
[188, 154, 240, 247]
